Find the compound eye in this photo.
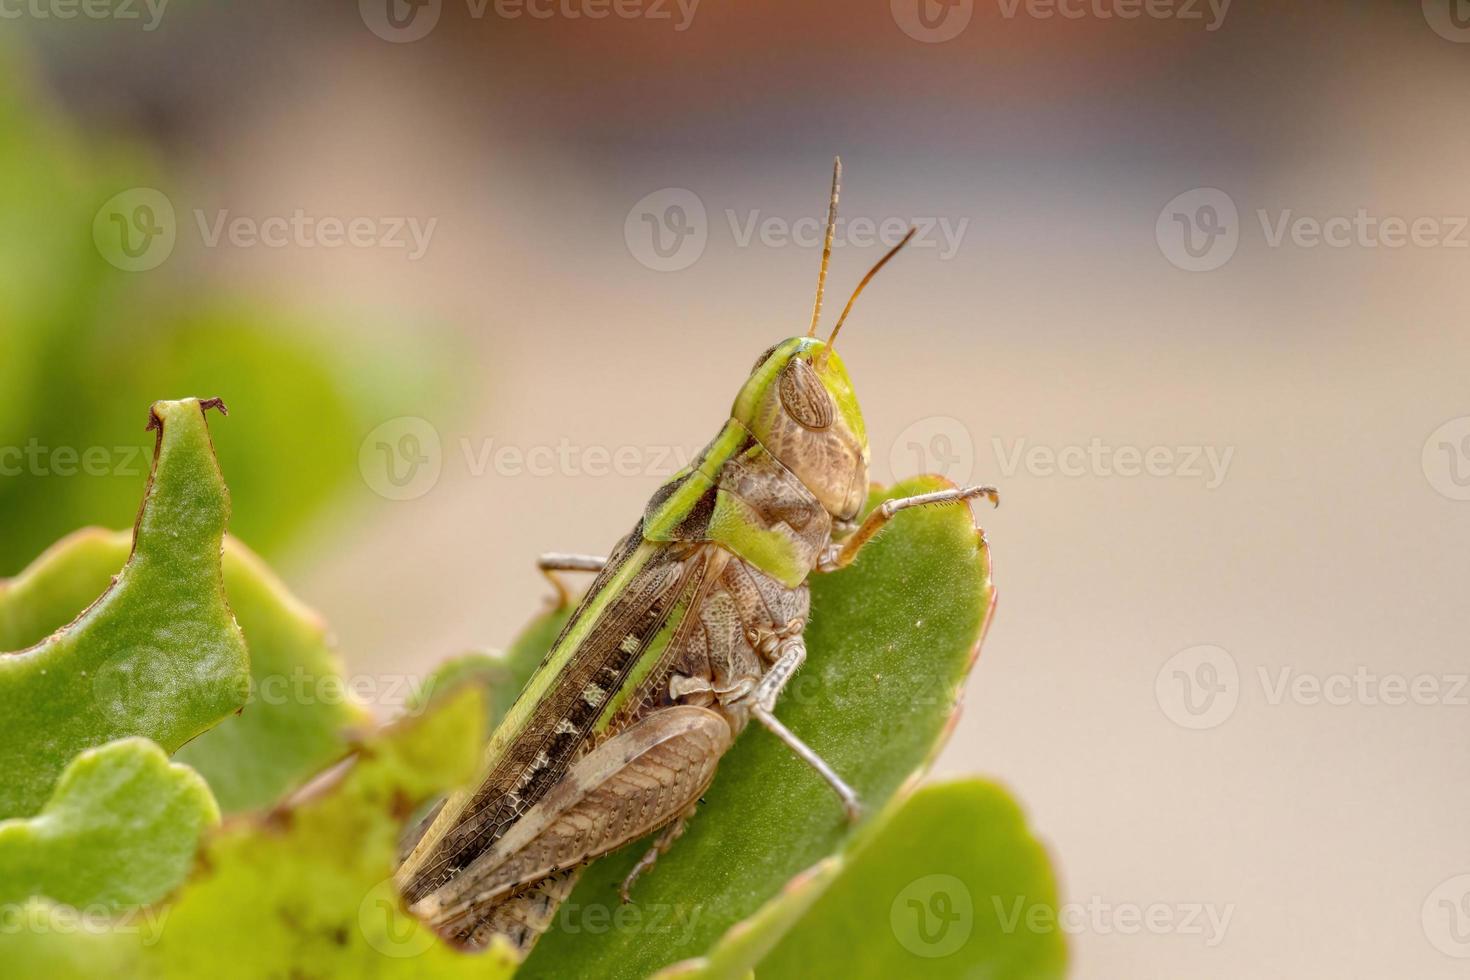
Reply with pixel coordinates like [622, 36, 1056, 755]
[779, 357, 834, 430]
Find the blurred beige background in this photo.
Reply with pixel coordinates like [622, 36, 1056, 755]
[12, 0, 1470, 975]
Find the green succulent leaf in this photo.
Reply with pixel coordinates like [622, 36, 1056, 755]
[2, 683, 510, 979]
[676, 779, 1066, 980]
[0, 526, 369, 815]
[519, 475, 998, 979]
[175, 538, 371, 813]
[0, 529, 134, 653]
[653, 858, 843, 980]
[0, 737, 218, 912]
[0, 399, 250, 819]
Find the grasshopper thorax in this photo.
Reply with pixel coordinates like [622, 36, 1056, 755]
[733, 336, 870, 522]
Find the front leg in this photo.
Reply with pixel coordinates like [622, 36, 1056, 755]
[818, 484, 999, 572]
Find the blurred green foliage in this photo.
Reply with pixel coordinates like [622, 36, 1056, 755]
[0, 738, 219, 912]
[1, 525, 372, 814]
[11, 686, 507, 980]
[0, 47, 454, 574]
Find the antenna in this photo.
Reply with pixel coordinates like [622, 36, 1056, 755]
[806, 157, 842, 337]
[822, 227, 916, 364]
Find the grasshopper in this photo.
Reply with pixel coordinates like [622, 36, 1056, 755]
[395, 159, 997, 955]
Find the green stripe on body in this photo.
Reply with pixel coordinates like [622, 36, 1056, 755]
[475, 540, 659, 770]
[591, 594, 692, 734]
[707, 489, 809, 587]
[730, 336, 817, 422]
[643, 418, 748, 540]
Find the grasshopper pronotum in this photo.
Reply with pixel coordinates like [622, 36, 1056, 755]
[395, 160, 997, 955]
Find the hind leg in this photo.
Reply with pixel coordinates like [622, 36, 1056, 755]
[618, 802, 699, 903]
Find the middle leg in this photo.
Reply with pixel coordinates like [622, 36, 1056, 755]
[730, 634, 863, 822]
[537, 552, 608, 606]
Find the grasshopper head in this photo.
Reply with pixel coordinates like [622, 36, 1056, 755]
[723, 160, 916, 521]
[733, 336, 870, 521]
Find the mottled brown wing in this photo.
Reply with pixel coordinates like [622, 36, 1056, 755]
[398, 524, 712, 904]
[417, 704, 734, 949]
